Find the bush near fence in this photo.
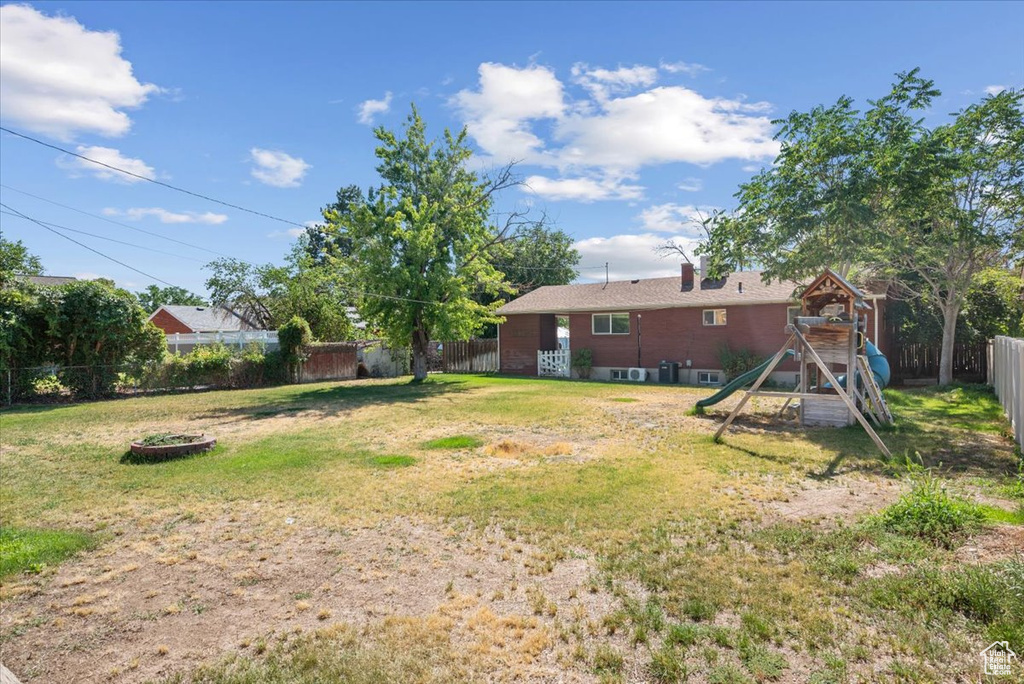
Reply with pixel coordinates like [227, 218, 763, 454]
[3, 343, 288, 404]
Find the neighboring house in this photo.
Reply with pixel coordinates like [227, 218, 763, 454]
[148, 305, 260, 334]
[22, 275, 78, 287]
[495, 262, 887, 385]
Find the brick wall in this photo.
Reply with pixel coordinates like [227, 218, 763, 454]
[498, 314, 558, 375]
[568, 303, 801, 373]
[149, 309, 192, 334]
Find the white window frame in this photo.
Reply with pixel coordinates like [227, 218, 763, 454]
[787, 306, 802, 325]
[697, 371, 721, 385]
[592, 312, 630, 335]
[610, 368, 629, 380]
[702, 309, 727, 326]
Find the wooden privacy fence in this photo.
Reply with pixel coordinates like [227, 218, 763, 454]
[889, 342, 988, 382]
[990, 336, 1023, 448]
[298, 343, 358, 383]
[441, 339, 498, 373]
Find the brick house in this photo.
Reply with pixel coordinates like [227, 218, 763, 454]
[148, 305, 259, 335]
[495, 263, 887, 385]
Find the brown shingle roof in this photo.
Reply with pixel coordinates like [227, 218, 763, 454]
[496, 270, 806, 315]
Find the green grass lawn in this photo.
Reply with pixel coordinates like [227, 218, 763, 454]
[1, 376, 1020, 683]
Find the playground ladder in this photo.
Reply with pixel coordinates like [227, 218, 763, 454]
[857, 354, 893, 425]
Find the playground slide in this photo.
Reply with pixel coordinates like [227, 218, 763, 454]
[695, 350, 795, 408]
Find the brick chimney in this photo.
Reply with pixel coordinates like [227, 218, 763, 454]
[681, 262, 694, 291]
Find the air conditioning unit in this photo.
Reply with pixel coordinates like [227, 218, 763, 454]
[627, 367, 648, 382]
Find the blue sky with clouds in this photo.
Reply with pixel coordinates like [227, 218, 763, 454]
[1, 1, 1021, 294]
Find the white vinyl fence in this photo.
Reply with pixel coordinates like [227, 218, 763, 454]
[990, 336, 1024, 448]
[537, 349, 571, 378]
[167, 330, 279, 354]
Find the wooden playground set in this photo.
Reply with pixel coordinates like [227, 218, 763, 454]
[713, 270, 894, 457]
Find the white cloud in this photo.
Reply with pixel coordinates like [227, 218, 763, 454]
[73, 271, 111, 281]
[453, 62, 779, 186]
[453, 62, 566, 163]
[742, 164, 762, 173]
[572, 63, 658, 101]
[638, 203, 718, 236]
[103, 207, 228, 224]
[660, 61, 710, 76]
[249, 148, 310, 188]
[524, 174, 644, 202]
[357, 91, 393, 125]
[57, 145, 155, 182]
[678, 177, 702, 192]
[0, 4, 160, 140]
[984, 84, 1007, 95]
[574, 233, 690, 281]
[267, 228, 305, 239]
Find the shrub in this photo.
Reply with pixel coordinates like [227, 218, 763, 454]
[718, 345, 763, 380]
[879, 473, 984, 547]
[279, 316, 313, 366]
[571, 348, 593, 379]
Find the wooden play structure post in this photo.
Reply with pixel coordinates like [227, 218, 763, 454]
[714, 269, 892, 458]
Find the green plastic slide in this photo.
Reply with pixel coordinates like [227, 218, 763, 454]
[695, 350, 795, 408]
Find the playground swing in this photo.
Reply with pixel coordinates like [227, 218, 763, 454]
[709, 269, 894, 458]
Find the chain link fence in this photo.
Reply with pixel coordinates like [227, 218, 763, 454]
[2, 357, 287, 406]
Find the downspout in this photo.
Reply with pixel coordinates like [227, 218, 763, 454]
[636, 313, 642, 368]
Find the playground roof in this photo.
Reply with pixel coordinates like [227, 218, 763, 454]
[497, 270, 804, 315]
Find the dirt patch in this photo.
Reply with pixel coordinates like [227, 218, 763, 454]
[954, 524, 1024, 564]
[764, 478, 904, 524]
[0, 513, 625, 683]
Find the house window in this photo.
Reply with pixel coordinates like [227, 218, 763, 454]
[787, 306, 801, 324]
[698, 371, 721, 385]
[610, 368, 629, 380]
[593, 313, 630, 335]
[702, 309, 727, 326]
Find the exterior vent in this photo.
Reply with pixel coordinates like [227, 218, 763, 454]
[627, 367, 648, 382]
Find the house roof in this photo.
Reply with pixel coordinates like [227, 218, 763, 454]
[20, 275, 78, 287]
[151, 305, 257, 332]
[496, 270, 808, 315]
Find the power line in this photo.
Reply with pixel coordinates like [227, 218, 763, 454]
[0, 126, 306, 228]
[0, 184, 236, 259]
[0, 210, 205, 263]
[0, 202, 183, 288]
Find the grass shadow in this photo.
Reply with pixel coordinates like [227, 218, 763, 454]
[194, 378, 474, 422]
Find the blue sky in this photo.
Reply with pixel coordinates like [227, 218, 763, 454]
[1, 1, 1021, 296]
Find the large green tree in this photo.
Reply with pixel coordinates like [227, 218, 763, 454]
[332, 107, 527, 381]
[0, 238, 43, 287]
[135, 285, 207, 313]
[2, 279, 165, 398]
[491, 224, 580, 295]
[205, 241, 353, 341]
[700, 71, 1023, 384]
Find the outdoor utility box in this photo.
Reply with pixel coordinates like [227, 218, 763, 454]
[658, 361, 680, 384]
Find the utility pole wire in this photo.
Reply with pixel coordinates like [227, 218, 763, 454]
[0, 202, 183, 288]
[0, 126, 307, 228]
[0, 184, 237, 259]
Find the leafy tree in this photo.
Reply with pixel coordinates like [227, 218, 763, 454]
[334, 106, 529, 381]
[205, 243, 353, 341]
[491, 224, 580, 295]
[135, 285, 206, 313]
[306, 184, 362, 266]
[962, 267, 1024, 341]
[700, 71, 1024, 384]
[0, 238, 43, 287]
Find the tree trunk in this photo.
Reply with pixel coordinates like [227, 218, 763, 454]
[938, 301, 960, 386]
[410, 331, 429, 382]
